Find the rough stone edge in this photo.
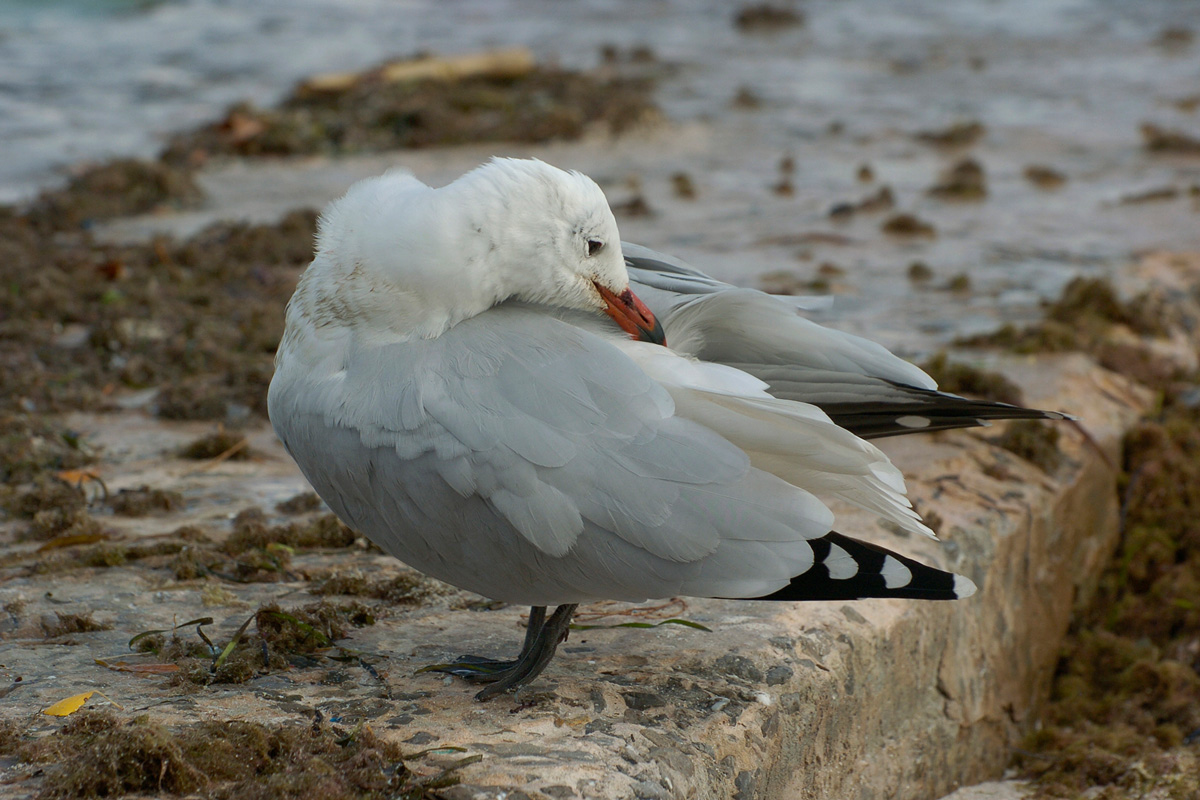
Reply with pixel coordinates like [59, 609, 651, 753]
[402, 353, 1149, 800]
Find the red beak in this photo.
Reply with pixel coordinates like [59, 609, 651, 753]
[594, 283, 667, 346]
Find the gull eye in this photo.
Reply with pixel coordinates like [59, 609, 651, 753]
[587, 239, 605, 257]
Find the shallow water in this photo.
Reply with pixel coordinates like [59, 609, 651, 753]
[4, 0, 1197, 200]
[8, 0, 1200, 353]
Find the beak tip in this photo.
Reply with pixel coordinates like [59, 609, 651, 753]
[595, 281, 667, 347]
[641, 317, 667, 347]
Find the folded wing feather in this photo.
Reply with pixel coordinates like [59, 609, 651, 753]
[271, 303, 874, 603]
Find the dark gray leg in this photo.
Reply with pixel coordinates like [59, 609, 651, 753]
[473, 604, 577, 701]
[421, 604, 578, 701]
[429, 605, 546, 676]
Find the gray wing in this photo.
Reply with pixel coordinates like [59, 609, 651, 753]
[624, 241, 1069, 438]
[269, 303, 834, 605]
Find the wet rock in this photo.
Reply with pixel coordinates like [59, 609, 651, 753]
[163, 61, 659, 163]
[734, 5, 805, 33]
[714, 654, 765, 683]
[1023, 165, 1066, 189]
[632, 780, 669, 799]
[882, 212, 937, 237]
[732, 86, 763, 109]
[623, 690, 667, 710]
[108, 485, 183, 516]
[441, 787, 533, 800]
[765, 665, 794, 686]
[1119, 186, 1179, 204]
[915, 120, 985, 148]
[27, 159, 204, 229]
[1141, 123, 1200, 155]
[734, 769, 759, 800]
[907, 261, 934, 282]
[928, 158, 987, 201]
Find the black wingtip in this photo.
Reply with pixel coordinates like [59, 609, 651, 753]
[744, 531, 976, 603]
[824, 382, 1076, 440]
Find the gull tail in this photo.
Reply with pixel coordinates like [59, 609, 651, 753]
[746, 531, 977, 602]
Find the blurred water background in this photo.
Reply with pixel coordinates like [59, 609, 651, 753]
[4, 0, 1200, 350]
[3, 0, 1198, 202]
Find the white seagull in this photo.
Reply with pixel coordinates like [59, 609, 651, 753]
[268, 158, 1067, 700]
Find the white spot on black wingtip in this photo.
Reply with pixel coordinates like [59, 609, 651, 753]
[896, 415, 931, 429]
[953, 574, 978, 598]
[881, 555, 912, 589]
[824, 543, 859, 579]
[975, 419, 993, 428]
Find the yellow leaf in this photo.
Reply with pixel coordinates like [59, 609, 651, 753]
[42, 691, 95, 716]
[37, 532, 109, 552]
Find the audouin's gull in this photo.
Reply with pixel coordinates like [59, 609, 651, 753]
[268, 157, 1069, 700]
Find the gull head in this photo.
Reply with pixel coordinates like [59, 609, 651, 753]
[306, 158, 663, 343]
[455, 158, 664, 344]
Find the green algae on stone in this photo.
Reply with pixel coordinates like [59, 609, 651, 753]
[42, 612, 113, 637]
[960, 277, 1168, 358]
[927, 158, 987, 201]
[1141, 123, 1200, 155]
[275, 491, 322, 515]
[914, 120, 985, 148]
[989, 420, 1063, 473]
[25, 506, 104, 542]
[733, 4, 805, 32]
[25, 159, 204, 230]
[312, 571, 444, 606]
[1045, 277, 1167, 338]
[0, 207, 319, 421]
[3, 480, 87, 520]
[1018, 377, 1200, 798]
[957, 320, 1081, 355]
[0, 417, 97, 484]
[881, 213, 936, 238]
[141, 601, 378, 686]
[906, 261, 933, 283]
[920, 352, 1024, 406]
[163, 65, 658, 163]
[13, 711, 429, 800]
[223, 508, 357, 556]
[179, 430, 252, 460]
[943, 273, 972, 293]
[1024, 165, 1067, 189]
[108, 486, 184, 516]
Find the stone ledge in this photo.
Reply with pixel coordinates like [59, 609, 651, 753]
[309, 354, 1144, 799]
[402, 355, 1145, 800]
[0, 355, 1148, 800]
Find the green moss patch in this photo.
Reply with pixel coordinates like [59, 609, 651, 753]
[275, 492, 322, 515]
[179, 430, 252, 460]
[224, 508, 357, 554]
[312, 571, 445, 606]
[927, 158, 987, 201]
[24, 159, 203, 231]
[920, 352, 1024, 406]
[108, 486, 184, 516]
[914, 120, 985, 148]
[0, 417, 96, 485]
[42, 612, 113, 637]
[989, 420, 1063, 474]
[961, 277, 1169, 357]
[135, 600, 377, 686]
[3, 711, 464, 799]
[1017, 374, 1200, 797]
[162, 65, 657, 163]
